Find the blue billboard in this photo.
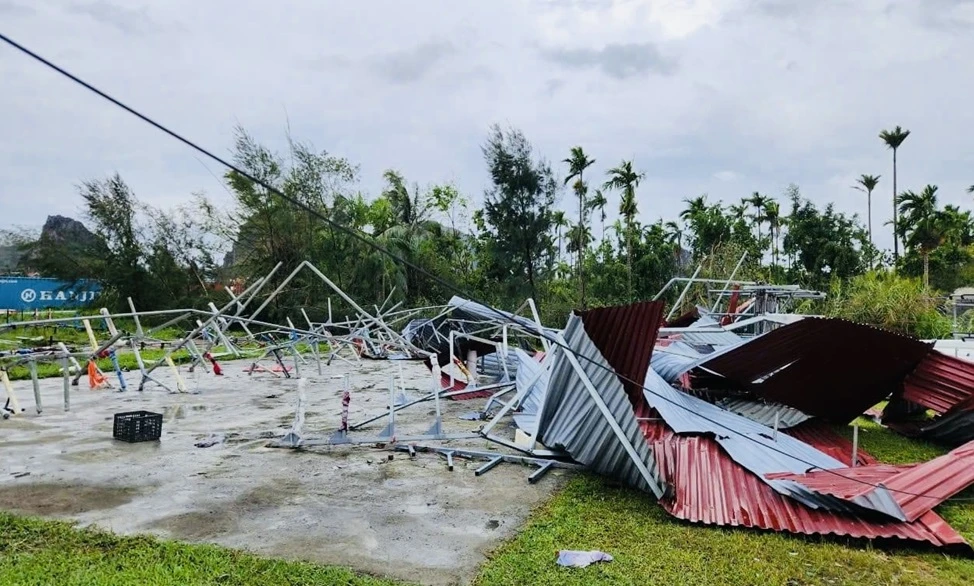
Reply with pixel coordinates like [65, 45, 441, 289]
[0, 277, 101, 310]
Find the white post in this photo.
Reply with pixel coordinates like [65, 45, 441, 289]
[852, 423, 860, 467]
[62, 357, 70, 411]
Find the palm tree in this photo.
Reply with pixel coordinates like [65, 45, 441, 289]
[968, 185, 974, 194]
[853, 174, 881, 245]
[897, 184, 942, 288]
[587, 189, 609, 247]
[728, 202, 748, 221]
[763, 200, 781, 271]
[745, 192, 770, 244]
[552, 210, 568, 260]
[564, 146, 596, 308]
[680, 195, 708, 222]
[879, 126, 911, 262]
[664, 220, 682, 248]
[603, 160, 645, 302]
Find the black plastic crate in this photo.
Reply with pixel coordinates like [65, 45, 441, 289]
[113, 410, 162, 443]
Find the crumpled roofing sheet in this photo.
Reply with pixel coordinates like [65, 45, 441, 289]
[715, 398, 812, 429]
[901, 350, 974, 415]
[770, 439, 974, 522]
[511, 348, 549, 435]
[535, 314, 662, 496]
[647, 426, 967, 549]
[641, 367, 907, 518]
[577, 301, 665, 406]
[697, 318, 934, 421]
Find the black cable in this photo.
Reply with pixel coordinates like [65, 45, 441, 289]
[2, 31, 968, 505]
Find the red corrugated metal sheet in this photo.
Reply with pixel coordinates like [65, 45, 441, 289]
[697, 318, 933, 422]
[649, 430, 965, 548]
[579, 301, 666, 407]
[769, 440, 974, 522]
[902, 350, 974, 415]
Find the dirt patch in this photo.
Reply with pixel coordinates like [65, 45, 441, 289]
[148, 510, 238, 539]
[0, 482, 138, 515]
[235, 479, 302, 510]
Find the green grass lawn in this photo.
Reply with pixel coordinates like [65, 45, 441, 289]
[0, 514, 402, 586]
[2, 421, 973, 585]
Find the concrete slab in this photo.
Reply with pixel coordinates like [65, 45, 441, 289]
[0, 357, 566, 585]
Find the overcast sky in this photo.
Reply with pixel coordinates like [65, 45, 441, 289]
[2, 0, 973, 251]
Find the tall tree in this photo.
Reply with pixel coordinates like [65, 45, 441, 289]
[481, 124, 557, 300]
[897, 184, 944, 288]
[745, 192, 771, 248]
[853, 174, 881, 245]
[879, 126, 911, 262]
[603, 160, 645, 301]
[764, 199, 781, 271]
[968, 185, 974, 194]
[587, 189, 609, 251]
[564, 146, 596, 308]
[552, 210, 568, 260]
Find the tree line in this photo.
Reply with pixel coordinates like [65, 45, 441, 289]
[6, 123, 973, 335]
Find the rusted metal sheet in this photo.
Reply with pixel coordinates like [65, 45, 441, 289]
[770, 440, 974, 523]
[902, 350, 974, 415]
[643, 420, 968, 549]
[697, 318, 933, 422]
[578, 301, 665, 407]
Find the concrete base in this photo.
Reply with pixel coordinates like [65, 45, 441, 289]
[0, 357, 565, 585]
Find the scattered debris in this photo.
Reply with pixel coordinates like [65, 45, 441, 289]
[556, 550, 613, 568]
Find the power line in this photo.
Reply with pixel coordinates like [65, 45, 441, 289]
[1, 31, 968, 505]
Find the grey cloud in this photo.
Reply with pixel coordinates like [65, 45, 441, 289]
[542, 43, 676, 79]
[370, 41, 455, 84]
[0, 0, 33, 16]
[66, 1, 158, 34]
[544, 78, 565, 97]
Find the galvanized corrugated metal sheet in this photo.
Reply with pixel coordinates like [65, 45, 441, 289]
[479, 349, 519, 380]
[639, 368, 896, 516]
[659, 329, 745, 348]
[577, 301, 665, 406]
[716, 398, 812, 429]
[511, 349, 549, 436]
[649, 429, 967, 549]
[535, 315, 662, 495]
[651, 343, 701, 384]
[698, 318, 934, 422]
[783, 421, 879, 467]
[901, 350, 974, 415]
[771, 440, 974, 522]
[447, 296, 553, 336]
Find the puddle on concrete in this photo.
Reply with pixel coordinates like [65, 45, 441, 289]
[0, 482, 138, 515]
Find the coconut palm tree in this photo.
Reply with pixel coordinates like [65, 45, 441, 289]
[968, 185, 974, 194]
[564, 146, 596, 308]
[853, 174, 881, 245]
[879, 126, 911, 262]
[897, 184, 942, 288]
[603, 160, 645, 302]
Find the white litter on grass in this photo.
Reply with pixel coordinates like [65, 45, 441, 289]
[556, 550, 614, 568]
